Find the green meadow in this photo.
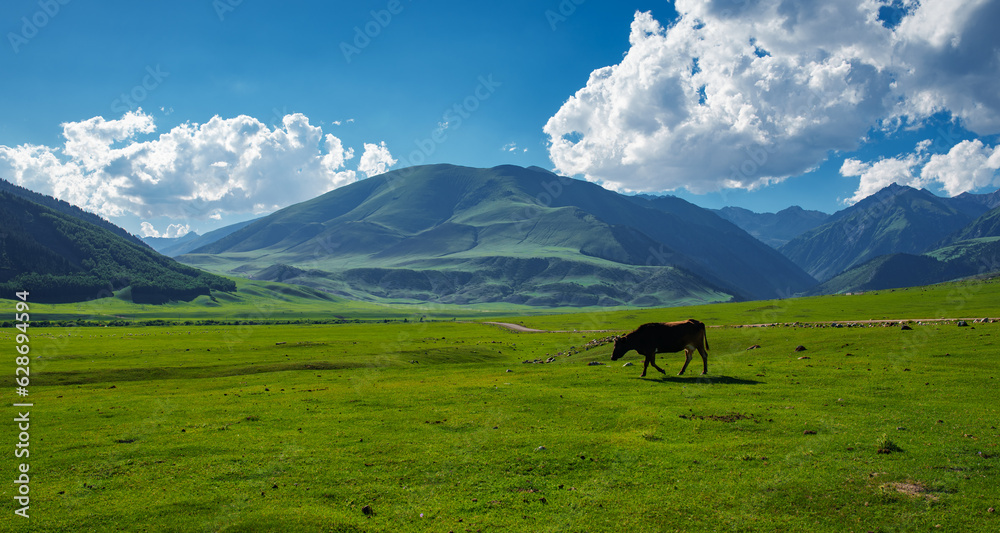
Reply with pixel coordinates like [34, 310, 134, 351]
[2, 277, 999, 531]
[16, 278, 579, 324]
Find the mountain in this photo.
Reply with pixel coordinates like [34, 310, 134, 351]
[813, 236, 1000, 294]
[714, 205, 830, 248]
[0, 189, 235, 303]
[952, 189, 1000, 212]
[779, 184, 990, 282]
[940, 205, 1000, 244]
[143, 232, 201, 255]
[182, 164, 817, 306]
[143, 218, 259, 256]
[807, 193, 1000, 294]
[811, 253, 964, 294]
[625, 194, 818, 294]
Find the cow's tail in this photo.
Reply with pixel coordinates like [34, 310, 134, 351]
[694, 318, 709, 351]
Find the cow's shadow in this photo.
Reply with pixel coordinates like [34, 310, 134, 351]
[636, 374, 763, 385]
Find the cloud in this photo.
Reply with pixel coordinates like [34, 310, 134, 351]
[544, 1, 1000, 194]
[840, 151, 926, 204]
[840, 139, 1000, 203]
[0, 110, 395, 221]
[919, 140, 1000, 196]
[139, 221, 191, 239]
[357, 141, 397, 178]
[891, 0, 1000, 131]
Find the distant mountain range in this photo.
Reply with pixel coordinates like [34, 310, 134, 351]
[814, 203, 1000, 294]
[143, 219, 257, 256]
[780, 184, 995, 282]
[714, 206, 830, 248]
[179, 164, 816, 306]
[7, 164, 1000, 306]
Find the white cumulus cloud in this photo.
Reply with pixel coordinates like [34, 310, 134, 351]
[0, 110, 397, 221]
[139, 222, 191, 239]
[840, 139, 1000, 203]
[545, 1, 1000, 195]
[919, 140, 1000, 196]
[357, 141, 397, 178]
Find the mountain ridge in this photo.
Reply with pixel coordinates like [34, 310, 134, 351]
[182, 164, 818, 306]
[779, 184, 990, 282]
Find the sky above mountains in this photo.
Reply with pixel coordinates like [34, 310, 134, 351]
[1, 0, 998, 239]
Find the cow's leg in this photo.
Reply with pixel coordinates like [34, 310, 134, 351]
[698, 345, 708, 375]
[641, 355, 650, 377]
[647, 352, 666, 375]
[678, 347, 694, 375]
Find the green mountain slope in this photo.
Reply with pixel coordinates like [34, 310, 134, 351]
[183, 164, 817, 306]
[0, 190, 235, 303]
[813, 237, 1000, 294]
[941, 205, 1000, 244]
[780, 184, 987, 282]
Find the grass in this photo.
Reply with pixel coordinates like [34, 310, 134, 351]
[2, 278, 999, 531]
[503, 275, 1000, 331]
[17, 270, 1000, 328]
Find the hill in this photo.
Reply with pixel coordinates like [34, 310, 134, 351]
[713, 205, 830, 248]
[1, 177, 148, 248]
[181, 164, 817, 306]
[0, 189, 235, 303]
[779, 184, 990, 282]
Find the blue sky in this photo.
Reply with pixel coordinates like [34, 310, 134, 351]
[2, 0, 999, 238]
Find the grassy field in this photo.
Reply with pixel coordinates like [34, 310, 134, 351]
[504, 275, 1000, 331]
[2, 278, 999, 531]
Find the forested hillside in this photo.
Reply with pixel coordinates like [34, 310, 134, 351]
[0, 190, 235, 303]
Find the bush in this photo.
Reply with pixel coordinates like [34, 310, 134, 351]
[876, 433, 904, 454]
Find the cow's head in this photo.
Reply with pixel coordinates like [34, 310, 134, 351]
[610, 335, 629, 360]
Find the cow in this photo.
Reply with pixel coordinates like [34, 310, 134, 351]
[611, 319, 709, 377]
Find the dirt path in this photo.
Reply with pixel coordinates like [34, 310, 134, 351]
[485, 318, 995, 333]
[482, 322, 614, 334]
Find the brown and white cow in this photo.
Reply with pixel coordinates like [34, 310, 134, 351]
[611, 319, 709, 377]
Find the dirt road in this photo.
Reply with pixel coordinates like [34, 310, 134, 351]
[484, 318, 995, 333]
